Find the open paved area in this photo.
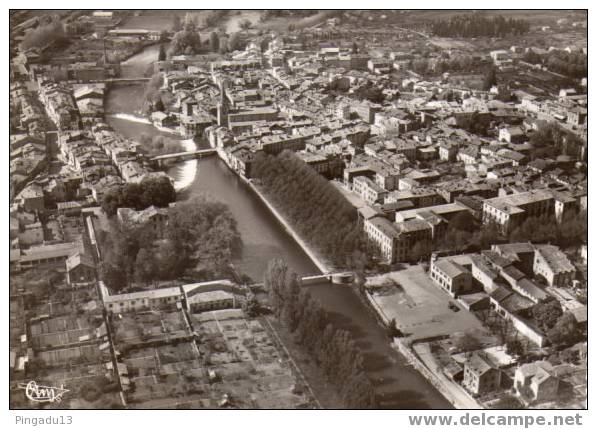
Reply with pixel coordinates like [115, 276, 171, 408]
[366, 265, 489, 341]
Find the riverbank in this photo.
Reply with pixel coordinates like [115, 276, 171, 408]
[219, 153, 460, 408]
[245, 179, 332, 274]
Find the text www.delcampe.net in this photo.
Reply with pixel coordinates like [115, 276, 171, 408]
[409, 412, 583, 428]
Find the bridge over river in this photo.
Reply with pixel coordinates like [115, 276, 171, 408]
[247, 272, 355, 291]
[150, 148, 217, 166]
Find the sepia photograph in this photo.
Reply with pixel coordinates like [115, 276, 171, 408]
[6, 4, 589, 423]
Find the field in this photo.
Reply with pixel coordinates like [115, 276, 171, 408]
[366, 265, 489, 342]
[114, 308, 314, 409]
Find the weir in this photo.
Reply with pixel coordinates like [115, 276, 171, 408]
[150, 148, 217, 167]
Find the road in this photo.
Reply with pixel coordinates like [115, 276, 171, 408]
[414, 343, 482, 409]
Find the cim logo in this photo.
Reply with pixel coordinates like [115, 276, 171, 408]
[17, 381, 69, 403]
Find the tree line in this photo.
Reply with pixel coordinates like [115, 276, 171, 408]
[101, 176, 176, 217]
[431, 14, 530, 38]
[523, 50, 587, 79]
[409, 55, 488, 76]
[98, 195, 242, 291]
[253, 151, 378, 269]
[265, 259, 377, 408]
[409, 211, 505, 261]
[429, 210, 587, 257]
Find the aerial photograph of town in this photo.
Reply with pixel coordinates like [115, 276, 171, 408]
[8, 8, 588, 415]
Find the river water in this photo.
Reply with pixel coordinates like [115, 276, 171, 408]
[104, 45, 452, 409]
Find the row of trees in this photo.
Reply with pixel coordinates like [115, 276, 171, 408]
[428, 212, 503, 256]
[409, 55, 488, 76]
[431, 14, 530, 38]
[523, 50, 587, 79]
[100, 176, 176, 217]
[265, 259, 377, 408]
[508, 212, 587, 248]
[431, 211, 587, 257]
[253, 151, 378, 269]
[99, 196, 242, 291]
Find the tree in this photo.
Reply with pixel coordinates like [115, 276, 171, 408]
[260, 37, 270, 53]
[168, 25, 202, 57]
[154, 98, 165, 112]
[209, 32, 220, 52]
[172, 15, 182, 32]
[482, 66, 497, 91]
[455, 333, 482, 353]
[155, 239, 188, 280]
[167, 195, 242, 276]
[140, 176, 176, 208]
[506, 339, 525, 357]
[101, 176, 176, 217]
[228, 32, 243, 52]
[144, 72, 164, 104]
[134, 247, 157, 285]
[355, 84, 385, 103]
[242, 293, 261, 318]
[264, 258, 289, 316]
[99, 262, 128, 292]
[239, 19, 252, 31]
[532, 298, 563, 332]
[158, 44, 167, 62]
[548, 312, 581, 347]
[451, 210, 476, 232]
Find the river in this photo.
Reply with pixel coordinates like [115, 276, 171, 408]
[104, 44, 452, 409]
